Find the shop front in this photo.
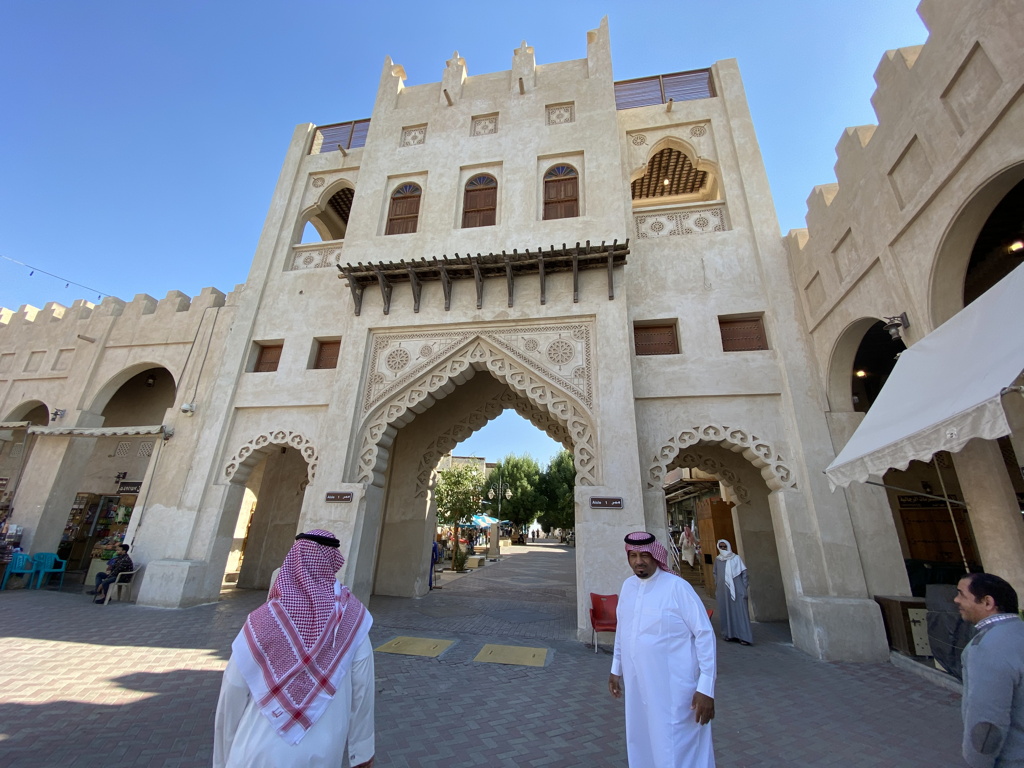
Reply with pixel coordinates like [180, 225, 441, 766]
[59, 481, 141, 578]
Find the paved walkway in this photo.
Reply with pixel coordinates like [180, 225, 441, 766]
[0, 543, 963, 767]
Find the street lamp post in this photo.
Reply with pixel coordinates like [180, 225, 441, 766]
[487, 466, 513, 521]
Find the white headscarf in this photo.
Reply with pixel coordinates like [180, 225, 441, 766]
[716, 539, 746, 601]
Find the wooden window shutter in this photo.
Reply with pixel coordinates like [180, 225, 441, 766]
[314, 340, 340, 369]
[720, 317, 769, 351]
[386, 185, 421, 235]
[634, 324, 679, 356]
[255, 344, 282, 372]
[463, 180, 497, 228]
[543, 177, 579, 220]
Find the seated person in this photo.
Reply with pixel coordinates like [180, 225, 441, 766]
[88, 544, 133, 603]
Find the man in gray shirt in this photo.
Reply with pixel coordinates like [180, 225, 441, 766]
[955, 573, 1024, 767]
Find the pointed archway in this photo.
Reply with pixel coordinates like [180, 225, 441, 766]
[346, 324, 598, 611]
[353, 327, 598, 490]
[647, 426, 792, 624]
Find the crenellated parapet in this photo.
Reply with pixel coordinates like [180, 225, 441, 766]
[787, 0, 1024, 333]
[0, 286, 228, 359]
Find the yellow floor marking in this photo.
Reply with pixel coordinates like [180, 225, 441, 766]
[375, 636, 454, 657]
[473, 644, 547, 666]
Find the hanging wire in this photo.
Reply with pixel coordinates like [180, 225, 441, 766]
[0, 254, 110, 300]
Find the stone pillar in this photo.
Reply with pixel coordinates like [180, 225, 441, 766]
[952, 438, 1024, 595]
[826, 411, 912, 598]
[576, 485, 647, 642]
[768, 489, 890, 661]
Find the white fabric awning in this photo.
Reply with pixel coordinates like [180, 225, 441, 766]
[825, 262, 1024, 489]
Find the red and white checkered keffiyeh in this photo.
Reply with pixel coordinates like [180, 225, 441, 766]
[232, 530, 371, 745]
[624, 530, 672, 572]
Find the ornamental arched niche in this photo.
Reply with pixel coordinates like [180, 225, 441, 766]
[668, 448, 753, 505]
[224, 430, 319, 485]
[629, 136, 721, 204]
[646, 424, 797, 493]
[353, 325, 597, 489]
[297, 179, 356, 244]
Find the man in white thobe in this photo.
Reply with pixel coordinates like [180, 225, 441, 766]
[214, 529, 375, 768]
[609, 531, 717, 768]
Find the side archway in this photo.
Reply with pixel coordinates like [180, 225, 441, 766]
[931, 162, 1024, 327]
[646, 424, 797, 492]
[224, 430, 319, 485]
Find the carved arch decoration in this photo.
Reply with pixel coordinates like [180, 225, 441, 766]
[646, 425, 796, 493]
[414, 389, 573, 498]
[674, 450, 751, 504]
[628, 135, 720, 193]
[224, 430, 319, 485]
[355, 327, 596, 489]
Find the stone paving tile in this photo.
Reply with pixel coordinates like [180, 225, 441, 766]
[0, 542, 963, 767]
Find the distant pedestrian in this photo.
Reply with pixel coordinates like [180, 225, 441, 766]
[954, 572, 1024, 768]
[609, 531, 716, 767]
[87, 544, 132, 604]
[680, 526, 696, 569]
[213, 530, 375, 768]
[713, 540, 753, 646]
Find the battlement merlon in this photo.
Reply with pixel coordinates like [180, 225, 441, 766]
[0, 287, 227, 334]
[376, 17, 609, 113]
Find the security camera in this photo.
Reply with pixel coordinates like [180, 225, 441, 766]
[180, 403, 196, 414]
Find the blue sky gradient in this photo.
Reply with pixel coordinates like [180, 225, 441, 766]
[0, 1, 927, 463]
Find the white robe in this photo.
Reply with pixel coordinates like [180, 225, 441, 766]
[611, 567, 716, 768]
[213, 634, 376, 768]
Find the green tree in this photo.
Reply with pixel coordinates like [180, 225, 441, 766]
[537, 449, 576, 532]
[434, 462, 483, 571]
[483, 453, 542, 532]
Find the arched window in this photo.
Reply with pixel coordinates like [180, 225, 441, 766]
[631, 147, 708, 201]
[543, 165, 579, 220]
[386, 183, 422, 235]
[462, 175, 497, 228]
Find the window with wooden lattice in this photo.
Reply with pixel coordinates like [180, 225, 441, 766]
[386, 183, 422, 235]
[719, 316, 769, 351]
[462, 175, 497, 228]
[314, 340, 341, 370]
[633, 323, 679, 356]
[543, 165, 579, 220]
[254, 343, 283, 372]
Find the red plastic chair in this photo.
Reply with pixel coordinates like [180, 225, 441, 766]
[589, 593, 618, 653]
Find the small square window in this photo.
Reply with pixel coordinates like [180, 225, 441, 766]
[254, 343, 283, 372]
[719, 316, 769, 351]
[634, 323, 679, 356]
[314, 340, 341, 370]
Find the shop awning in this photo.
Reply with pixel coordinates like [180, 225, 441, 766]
[825, 262, 1024, 489]
[27, 424, 172, 438]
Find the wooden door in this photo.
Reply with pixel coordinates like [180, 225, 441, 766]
[695, 497, 736, 598]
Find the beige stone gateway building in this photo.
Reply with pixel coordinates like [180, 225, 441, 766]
[2, 0, 1022, 663]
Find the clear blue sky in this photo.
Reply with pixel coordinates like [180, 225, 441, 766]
[0, 1, 926, 465]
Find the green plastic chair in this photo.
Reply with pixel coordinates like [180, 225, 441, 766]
[1, 552, 36, 590]
[31, 553, 67, 590]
